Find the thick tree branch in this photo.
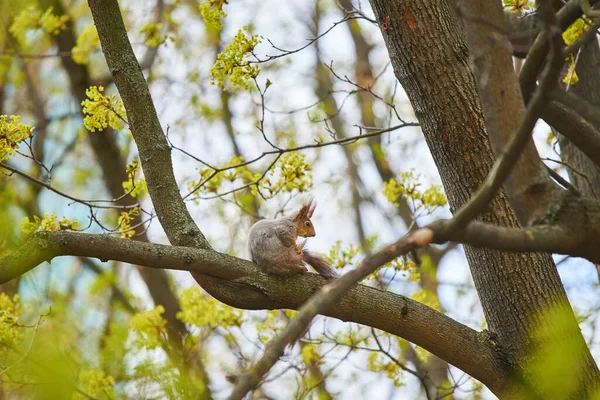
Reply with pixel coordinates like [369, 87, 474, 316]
[368, 0, 599, 394]
[549, 87, 600, 128]
[0, 231, 245, 284]
[445, 4, 564, 232]
[459, 1, 562, 224]
[503, 11, 540, 58]
[542, 101, 600, 169]
[431, 220, 599, 262]
[95, 0, 165, 88]
[88, 0, 210, 250]
[0, 230, 504, 392]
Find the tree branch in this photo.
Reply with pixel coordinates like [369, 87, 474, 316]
[452, 1, 563, 229]
[0, 231, 245, 284]
[0, 230, 504, 392]
[88, 0, 210, 249]
[431, 219, 599, 261]
[549, 87, 600, 129]
[542, 101, 600, 169]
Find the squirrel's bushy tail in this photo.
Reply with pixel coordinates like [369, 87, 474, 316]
[303, 251, 338, 279]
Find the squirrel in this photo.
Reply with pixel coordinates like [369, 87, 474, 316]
[248, 200, 338, 279]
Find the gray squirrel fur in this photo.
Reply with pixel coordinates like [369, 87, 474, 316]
[248, 214, 338, 279]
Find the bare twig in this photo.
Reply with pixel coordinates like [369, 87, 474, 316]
[179, 123, 417, 200]
[0, 162, 139, 210]
[249, 12, 373, 64]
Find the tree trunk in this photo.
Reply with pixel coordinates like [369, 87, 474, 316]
[367, 0, 599, 396]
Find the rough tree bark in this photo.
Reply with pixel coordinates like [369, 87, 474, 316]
[367, 0, 599, 396]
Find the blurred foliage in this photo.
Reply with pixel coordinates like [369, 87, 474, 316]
[199, 0, 228, 31]
[9, 5, 69, 46]
[72, 23, 100, 65]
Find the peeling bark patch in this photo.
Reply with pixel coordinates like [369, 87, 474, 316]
[381, 15, 390, 32]
[404, 10, 417, 30]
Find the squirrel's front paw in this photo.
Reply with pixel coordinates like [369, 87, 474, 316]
[296, 265, 308, 273]
[285, 264, 308, 274]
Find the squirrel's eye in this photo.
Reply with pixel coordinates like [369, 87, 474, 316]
[305, 221, 310, 227]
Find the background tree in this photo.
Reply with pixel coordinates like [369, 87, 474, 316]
[1, 0, 600, 399]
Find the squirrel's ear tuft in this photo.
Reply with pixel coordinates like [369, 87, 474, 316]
[293, 199, 315, 221]
[307, 199, 316, 218]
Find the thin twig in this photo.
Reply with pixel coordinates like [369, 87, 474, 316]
[0, 162, 139, 210]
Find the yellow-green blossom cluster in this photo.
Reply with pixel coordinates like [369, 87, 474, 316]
[383, 170, 447, 214]
[255, 310, 288, 343]
[88, 270, 118, 296]
[177, 287, 243, 329]
[326, 240, 361, 270]
[364, 256, 418, 283]
[210, 27, 262, 90]
[188, 155, 261, 195]
[75, 369, 115, 400]
[189, 149, 311, 199]
[0, 293, 24, 350]
[117, 207, 140, 239]
[330, 326, 368, 349]
[563, 55, 579, 85]
[72, 23, 100, 65]
[0, 115, 33, 162]
[81, 86, 127, 132]
[563, 17, 590, 46]
[122, 159, 147, 199]
[300, 343, 324, 367]
[139, 22, 167, 48]
[9, 6, 69, 45]
[129, 305, 167, 349]
[411, 288, 441, 311]
[367, 351, 405, 387]
[19, 213, 76, 234]
[561, 18, 591, 85]
[40, 7, 69, 35]
[262, 152, 313, 195]
[414, 346, 431, 364]
[199, 0, 227, 31]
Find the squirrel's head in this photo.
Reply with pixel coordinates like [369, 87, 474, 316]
[293, 200, 316, 237]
